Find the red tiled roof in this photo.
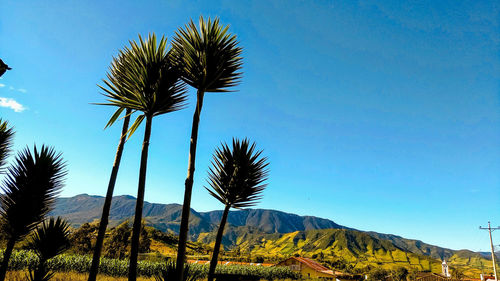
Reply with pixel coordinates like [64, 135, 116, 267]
[292, 257, 331, 272]
[187, 260, 273, 267]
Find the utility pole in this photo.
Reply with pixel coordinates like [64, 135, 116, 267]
[480, 222, 500, 281]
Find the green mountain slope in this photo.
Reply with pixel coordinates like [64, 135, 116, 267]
[50, 194, 498, 276]
[197, 228, 497, 276]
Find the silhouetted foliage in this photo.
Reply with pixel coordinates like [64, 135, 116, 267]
[0, 59, 11, 78]
[0, 145, 66, 281]
[205, 138, 269, 281]
[27, 217, 71, 281]
[89, 41, 134, 281]
[170, 16, 243, 281]
[100, 33, 187, 281]
[154, 261, 202, 281]
[0, 120, 14, 173]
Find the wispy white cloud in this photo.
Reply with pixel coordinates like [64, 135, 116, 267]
[3, 85, 28, 93]
[0, 97, 26, 112]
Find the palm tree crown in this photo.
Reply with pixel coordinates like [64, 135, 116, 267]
[100, 33, 188, 136]
[206, 138, 269, 208]
[205, 138, 268, 281]
[0, 145, 66, 281]
[171, 16, 243, 92]
[0, 145, 66, 239]
[172, 17, 243, 281]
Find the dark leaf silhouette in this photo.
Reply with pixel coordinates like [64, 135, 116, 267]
[171, 16, 243, 280]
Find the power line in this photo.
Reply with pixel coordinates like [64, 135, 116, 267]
[480, 222, 500, 281]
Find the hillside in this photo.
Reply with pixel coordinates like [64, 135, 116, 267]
[205, 228, 496, 276]
[51, 194, 498, 276]
[50, 194, 345, 238]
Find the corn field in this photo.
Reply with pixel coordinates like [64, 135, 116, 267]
[0, 250, 298, 280]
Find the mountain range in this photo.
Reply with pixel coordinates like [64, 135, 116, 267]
[50, 194, 497, 275]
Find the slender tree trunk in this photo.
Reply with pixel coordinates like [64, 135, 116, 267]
[88, 109, 131, 281]
[175, 90, 204, 281]
[128, 115, 152, 281]
[207, 205, 230, 281]
[33, 259, 47, 281]
[0, 237, 16, 281]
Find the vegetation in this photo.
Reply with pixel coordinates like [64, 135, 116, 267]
[100, 33, 187, 281]
[451, 267, 465, 281]
[154, 261, 202, 281]
[0, 120, 14, 173]
[0, 146, 66, 281]
[27, 217, 71, 281]
[391, 266, 409, 281]
[368, 268, 389, 281]
[170, 16, 243, 281]
[0, 250, 298, 280]
[205, 139, 269, 281]
[89, 45, 133, 280]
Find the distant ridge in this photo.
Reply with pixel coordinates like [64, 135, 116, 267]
[50, 194, 495, 271]
[50, 194, 345, 237]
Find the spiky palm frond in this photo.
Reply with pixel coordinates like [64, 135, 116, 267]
[171, 16, 243, 93]
[0, 145, 66, 240]
[205, 138, 269, 209]
[27, 217, 70, 281]
[28, 217, 71, 260]
[154, 261, 202, 281]
[99, 47, 135, 130]
[99, 34, 187, 138]
[0, 120, 14, 173]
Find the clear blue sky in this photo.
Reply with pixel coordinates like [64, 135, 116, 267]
[1, 0, 499, 252]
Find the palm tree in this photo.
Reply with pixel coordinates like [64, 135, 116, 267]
[0, 145, 66, 281]
[27, 217, 71, 281]
[0, 119, 14, 173]
[100, 33, 187, 281]
[205, 138, 269, 281]
[87, 43, 134, 281]
[170, 16, 243, 280]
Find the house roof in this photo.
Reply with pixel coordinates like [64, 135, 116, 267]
[289, 257, 332, 273]
[187, 260, 273, 267]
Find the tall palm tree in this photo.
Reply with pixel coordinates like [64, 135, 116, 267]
[27, 217, 71, 281]
[0, 119, 14, 173]
[205, 138, 269, 281]
[170, 17, 243, 280]
[100, 33, 187, 281]
[0, 145, 66, 281]
[87, 44, 134, 281]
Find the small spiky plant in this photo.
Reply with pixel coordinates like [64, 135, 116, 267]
[154, 261, 202, 281]
[0, 145, 66, 281]
[27, 217, 71, 281]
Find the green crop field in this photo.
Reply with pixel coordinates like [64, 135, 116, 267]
[0, 250, 299, 280]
